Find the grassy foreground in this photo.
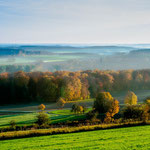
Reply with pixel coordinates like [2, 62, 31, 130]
[1, 125, 150, 150]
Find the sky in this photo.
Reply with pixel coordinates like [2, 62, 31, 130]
[0, 0, 150, 44]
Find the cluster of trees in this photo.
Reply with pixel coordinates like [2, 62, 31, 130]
[1, 69, 150, 105]
[7, 92, 150, 132]
[87, 91, 150, 123]
[71, 104, 87, 114]
[87, 92, 119, 123]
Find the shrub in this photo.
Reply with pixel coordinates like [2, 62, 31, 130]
[82, 105, 88, 113]
[38, 104, 46, 111]
[71, 104, 84, 114]
[144, 96, 150, 104]
[35, 112, 50, 127]
[122, 105, 146, 121]
[143, 103, 150, 122]
[86, 110, 99, 122]
[9, 120, 16, 130]
[0, 122, 147, 140]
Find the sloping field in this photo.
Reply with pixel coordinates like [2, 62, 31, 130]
[0, 109, 90, 128]
[0, 90, 149, 112]
[1, 125, 150, 150]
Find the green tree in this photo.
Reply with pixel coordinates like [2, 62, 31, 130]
[35, 112, 50, 127]
[37, 77, 58, 102]
[9, 120, 16, 130]
[93, 92, 113, 113]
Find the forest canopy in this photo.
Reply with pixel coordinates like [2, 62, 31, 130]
[1, 69, 150, 105]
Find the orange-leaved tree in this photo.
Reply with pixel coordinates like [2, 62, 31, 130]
[38, 104, 46, 111]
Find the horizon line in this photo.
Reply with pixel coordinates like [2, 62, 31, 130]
[0, 42, 150, 45]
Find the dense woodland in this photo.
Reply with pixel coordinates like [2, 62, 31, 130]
[1, 69, 150, 105]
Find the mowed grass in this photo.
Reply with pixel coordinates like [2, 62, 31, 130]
[0, 109, 91, 128]
[1, 125, 150, 150]
[0, 113, 36, 127]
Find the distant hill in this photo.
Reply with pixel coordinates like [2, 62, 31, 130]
[0, 45, 135, 56]
[130, 49, 150, 54]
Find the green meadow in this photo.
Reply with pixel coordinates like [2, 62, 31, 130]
[1, 125, 150, 150]
[0, 54, 83, 65]
[0, 109, 92, 128]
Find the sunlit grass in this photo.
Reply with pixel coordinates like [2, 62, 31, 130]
[0, 108, 91, 128]
[1, 125, 150, 149]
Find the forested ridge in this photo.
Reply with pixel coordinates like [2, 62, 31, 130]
[1, 69, 150, 105]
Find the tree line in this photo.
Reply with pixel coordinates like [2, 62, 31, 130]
[1, 69, 150, 105]
[0, 65, 35, 73]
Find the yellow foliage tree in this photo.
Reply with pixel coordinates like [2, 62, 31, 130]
[78, 105, 84, 113]
[94, 92, 119, 120]
[108, 99, 119, 117]
[124, 91, 137, 105]
[145, 96, 150, 104]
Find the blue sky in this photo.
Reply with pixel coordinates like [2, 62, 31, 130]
[0, 0, 150, 44]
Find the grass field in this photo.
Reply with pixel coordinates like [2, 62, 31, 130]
[1, 125, 150, 149]
[0, 54, 84, 65]
[0, 109, 91, 128]
[0, 90, 150, 128]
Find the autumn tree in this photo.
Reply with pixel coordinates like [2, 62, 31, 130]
[80, 73, 90, 99]
[63, 76, 82, 101]
[1, 69, 150, 106]
[124, 91, 137, 105]
[38, 104, 46, 111]
[93, 92, 119, 122]
[144, 96, 150, 104]
[57, 97, 66, 108]
[94, 92, 113, 113]
[71, 104, 84, 114]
